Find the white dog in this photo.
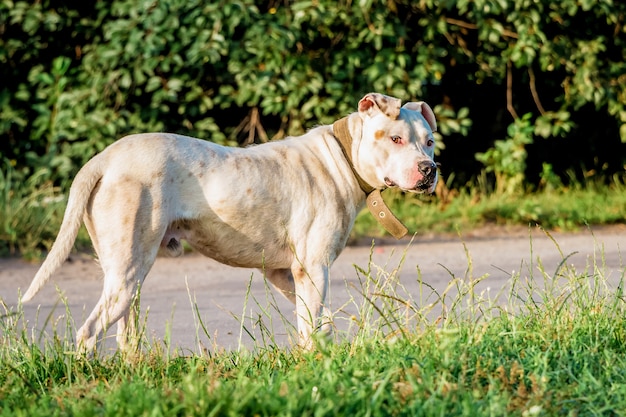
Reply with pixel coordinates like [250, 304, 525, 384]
[21, 93, 438, 352]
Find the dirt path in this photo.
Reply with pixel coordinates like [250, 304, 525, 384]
[1, 225, 624, 353]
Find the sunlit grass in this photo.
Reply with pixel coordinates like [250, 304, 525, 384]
[1, 233, 625, 416]
[353, 175, 626, 238]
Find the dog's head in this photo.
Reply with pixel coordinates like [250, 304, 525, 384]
[352, 93, 438, 194]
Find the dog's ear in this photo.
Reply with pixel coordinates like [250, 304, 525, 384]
[402, 101, 437, 133]
[358, 93, 402, 120]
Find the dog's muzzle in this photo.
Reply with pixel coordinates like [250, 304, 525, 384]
[385, 160, 437, 192]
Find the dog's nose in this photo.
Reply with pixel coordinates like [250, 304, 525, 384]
[418, 160, 437, 177]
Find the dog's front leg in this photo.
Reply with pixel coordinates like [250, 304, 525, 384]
[291, 262, 332, 348]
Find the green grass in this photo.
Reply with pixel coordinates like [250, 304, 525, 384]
[0, 164, 63, 259]
[1, 163, 625, 414]
[0, 162, 90, 260]
[353, 176, 626, 238]
[1, 235, 625, 416]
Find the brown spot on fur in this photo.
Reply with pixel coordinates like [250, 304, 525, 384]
[275, 148, 288, 159]
[122, 216, 132, 226]
[293, 266, 307, 280]
[375, 130, 385, 140]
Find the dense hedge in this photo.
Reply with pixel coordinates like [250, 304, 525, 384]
[1, 0, 624, 190]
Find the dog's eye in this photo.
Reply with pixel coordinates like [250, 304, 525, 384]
[426, 139, 434, 147]
[390, 135, 402, 144]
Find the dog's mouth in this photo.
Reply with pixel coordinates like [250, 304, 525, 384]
[384, 160, 438, 193]
[384, 176, 435, 192]
[415, 181, 433, 191]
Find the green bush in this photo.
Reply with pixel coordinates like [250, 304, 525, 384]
[1, 0, 624, 188]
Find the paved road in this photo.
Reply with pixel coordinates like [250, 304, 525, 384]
[1, 226, 624, 354]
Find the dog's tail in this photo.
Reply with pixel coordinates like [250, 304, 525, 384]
[21, 157, 104, 303]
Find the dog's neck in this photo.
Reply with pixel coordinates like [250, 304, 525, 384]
[332, 117, 409, 239]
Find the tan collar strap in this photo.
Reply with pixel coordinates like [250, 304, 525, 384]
[332, 117, 409, 239]
[332, 117, 375, 195]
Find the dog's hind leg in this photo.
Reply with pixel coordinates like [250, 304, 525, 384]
[78, 181, 164, 353]
[76, 277, 133, 352]
[115, 281, 141, 352]
[75, 248, 159, 352]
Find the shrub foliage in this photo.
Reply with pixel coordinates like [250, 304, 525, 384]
[1, 0, 625, 188]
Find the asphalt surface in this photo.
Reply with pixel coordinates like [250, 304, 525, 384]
[1, 225, 624, 354]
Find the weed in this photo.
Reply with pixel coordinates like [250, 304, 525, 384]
[1, 229, 625, 415]
[353, 175, 626, 238]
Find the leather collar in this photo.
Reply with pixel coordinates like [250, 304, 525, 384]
[332, 117, 409, 239]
